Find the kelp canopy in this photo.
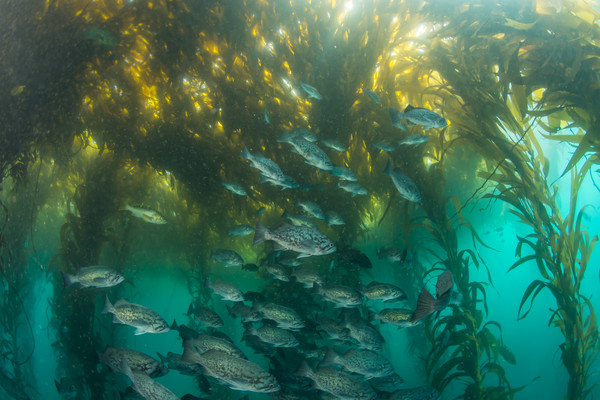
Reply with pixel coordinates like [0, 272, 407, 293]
[0, 0, 599, 399]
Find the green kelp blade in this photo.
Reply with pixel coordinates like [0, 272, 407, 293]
[518, 280, 548, 319]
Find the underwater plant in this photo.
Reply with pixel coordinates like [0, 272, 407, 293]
[416, 167, 519, 399]
[486, 150, 599, 400]
[404, 1, 600, 398]
[51, 154, 134, 399]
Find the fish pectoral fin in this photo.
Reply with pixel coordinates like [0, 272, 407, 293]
[133, 328, 147, 335]
[273, 243, 286, 252]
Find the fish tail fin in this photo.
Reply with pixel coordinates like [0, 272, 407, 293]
[295, 359, 314, 379]
[311, 283, 321, 295]
[242, 322, 256, 338]
[320, 347, 340, 367]
[384, 160, 392, 175]
[119, 358, 134, 381]
[277, 130, 294, 143]
[170, 319, 179, 331]
[240, 146, 251, 160]
[181, 341, 202, 365]
[156, 352, 167, 364]
[102, 295, 115, 315]
[411, 288, 438, 323]
[253, 221, 269, 247]
[225, 304, 234, 317]
[61, 272, 76, 288]
[367, 309, 377, 322]
[54, 379, 62, 394]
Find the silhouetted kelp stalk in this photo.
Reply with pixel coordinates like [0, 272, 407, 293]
[416, 178, 520, 399]
[394, 1, 600, 398]
[0, 159, 60, 397]
[51, 154, 133, 400]
[485, 158, 599, 400]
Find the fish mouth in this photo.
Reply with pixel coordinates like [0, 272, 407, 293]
[324, 245, 337, 254]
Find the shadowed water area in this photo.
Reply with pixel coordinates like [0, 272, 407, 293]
[0, 1, 599, 400]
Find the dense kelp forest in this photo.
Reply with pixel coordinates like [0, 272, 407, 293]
[0, 0, 598, 399]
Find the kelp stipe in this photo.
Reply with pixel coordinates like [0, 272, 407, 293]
[486, 155, 599, 400]
[50, 154, 132, 399]
[0, 167, 51, 398]
[418, 188, 519, 399]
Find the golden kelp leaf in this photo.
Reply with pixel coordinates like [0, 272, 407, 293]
[10, 85, 25, 96]
[504, 18, 538, 30]
[535, 0, 562, 15]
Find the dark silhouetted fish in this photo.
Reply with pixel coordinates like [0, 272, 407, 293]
[336, 247, 373, 269]
[411, 270, 459, 324]
[376, 247, 406, 263]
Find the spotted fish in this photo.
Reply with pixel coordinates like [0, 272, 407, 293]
[389, 105, 447, 130]
[102, 296, 170, 335]
[321, 348, 394, 379]
[125, 204, 167, 224]
[253, 222, 336, 258]
[62, 265, 124, 289]
[295, 362, 376, 400]
[99, 346, 167, 378]
[278, 132, 334, 171]
[300, 82, 322, 100]
[384, 161, 421, 203]
[119, 359, 179, 400]
[182, 346, 280, 393]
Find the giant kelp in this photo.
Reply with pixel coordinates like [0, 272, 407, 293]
[405, 1, 600, 399]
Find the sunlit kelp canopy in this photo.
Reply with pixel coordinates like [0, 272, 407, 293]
[0, 0, 599, 399]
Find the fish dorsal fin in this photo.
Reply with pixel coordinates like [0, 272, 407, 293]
[436, 270, 454, 299]
[114, 299, 130, 307]
[274, 222, 296, 231]
[404, 105, 415, 113]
